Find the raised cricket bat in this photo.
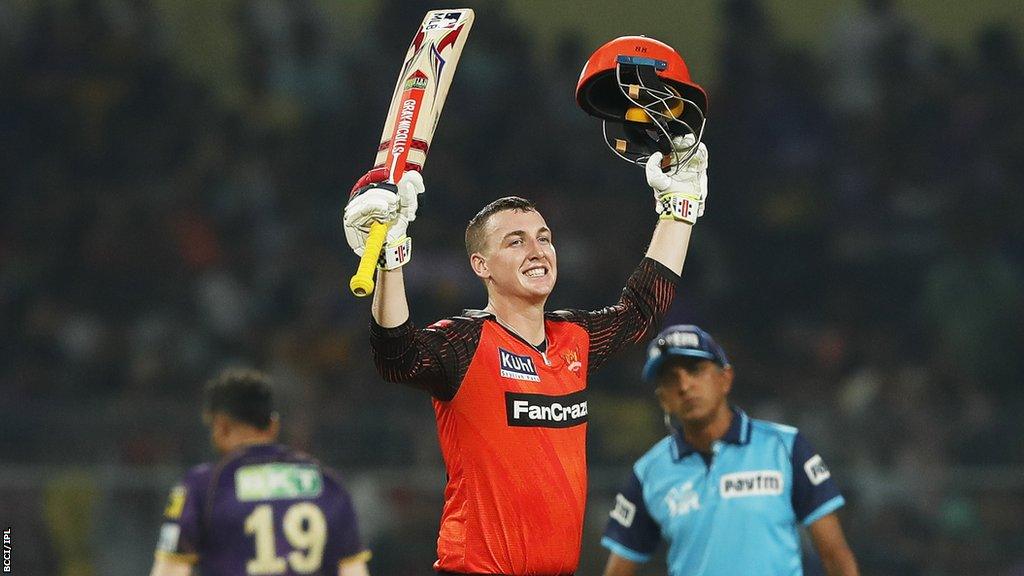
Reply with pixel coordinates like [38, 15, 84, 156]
[349, 9, 475, 297]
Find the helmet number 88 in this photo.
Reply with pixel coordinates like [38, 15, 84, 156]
[245, 502, 326, 575]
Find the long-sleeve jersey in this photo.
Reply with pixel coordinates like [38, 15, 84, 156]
[370, 258, 678, 575]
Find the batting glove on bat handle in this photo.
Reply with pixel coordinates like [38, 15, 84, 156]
[373, 171, 422, 275]
[646, 136, 709, 225]
[346, 171, 424, 297]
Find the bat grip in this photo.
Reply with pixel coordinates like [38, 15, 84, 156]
[350, 220, 389, 297]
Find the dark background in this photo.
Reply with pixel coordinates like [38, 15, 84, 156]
[2, 0, 1023, 574]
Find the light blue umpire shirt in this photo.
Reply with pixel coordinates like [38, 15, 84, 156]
[602, 407, 845, 576]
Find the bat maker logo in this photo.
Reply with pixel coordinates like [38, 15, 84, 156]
[505, 390, 588, 428]
[404, 76, 428, 90]
[425, 11, 463, 30]
[390, 98, 418, 158]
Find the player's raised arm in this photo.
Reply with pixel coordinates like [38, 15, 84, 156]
[644, 134, 707, 276]
[346, 10, 473, 297]
[560, 35, 711, 370]
[575, 36, 709, 277]
[552, 135, 709, 374]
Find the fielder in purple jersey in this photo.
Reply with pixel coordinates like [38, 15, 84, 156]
[150, 369, 371, 576]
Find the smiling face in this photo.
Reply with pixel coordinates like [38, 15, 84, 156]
[470, 208, 557, 305]
[655, 357, 733, 427]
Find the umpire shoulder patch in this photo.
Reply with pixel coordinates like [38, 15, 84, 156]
[804, 454, 831, 486]
[610, 493, 637, 527]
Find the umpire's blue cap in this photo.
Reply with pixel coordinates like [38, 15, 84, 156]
[642, 325, 730, 382]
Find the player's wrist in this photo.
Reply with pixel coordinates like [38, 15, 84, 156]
[378, 235, 413, 270]
[656, 192, 702, 224]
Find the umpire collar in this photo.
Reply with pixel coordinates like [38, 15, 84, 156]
[671, 406, 752, 460]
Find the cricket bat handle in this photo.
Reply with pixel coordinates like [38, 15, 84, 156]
[350, 220, 389, 297]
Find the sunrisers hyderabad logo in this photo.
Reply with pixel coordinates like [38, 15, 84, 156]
[561, 348, 582, 373]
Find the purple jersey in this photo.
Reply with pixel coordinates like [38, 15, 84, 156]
[154, 443, 370, 575]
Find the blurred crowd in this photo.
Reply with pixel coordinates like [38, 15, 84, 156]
[2, 0, 1023, 574]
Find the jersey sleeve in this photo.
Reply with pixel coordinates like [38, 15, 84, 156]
[790, 432, 846, 525]
[369, 316, 483, 401]
[154, 468, 207, 564]
[601, 470, 661, 563]
[323, 472, 372, 568]
[556, 258, 678, 375]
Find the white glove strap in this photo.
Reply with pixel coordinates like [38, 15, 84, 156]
[378, 236, 413, 270]
[657, 193, 700, 225]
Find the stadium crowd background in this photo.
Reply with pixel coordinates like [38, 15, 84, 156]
[2, 0, 1022, 574]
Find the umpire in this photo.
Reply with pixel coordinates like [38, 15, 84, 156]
[600, 325, 860, 576]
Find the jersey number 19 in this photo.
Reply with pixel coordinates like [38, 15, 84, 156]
[244, 503, 327, 575]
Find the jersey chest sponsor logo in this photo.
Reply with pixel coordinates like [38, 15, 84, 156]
[505, 390, 588, 428]
[235, 463, 323, 502]
[498, 347, 540, 382]
[720, 470, 784, 498]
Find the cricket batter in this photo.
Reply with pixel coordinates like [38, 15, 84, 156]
[344, 36, 709, 576]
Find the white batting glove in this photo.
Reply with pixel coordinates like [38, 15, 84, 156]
[646, 134, 709, 225]
[394, 170, 424, 230]
[344, 185, 397, 257]
[379, 170, 424, 269]
[343, 171, 424, 269]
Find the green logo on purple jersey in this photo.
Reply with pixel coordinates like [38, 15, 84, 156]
[235, 464, 323, 501]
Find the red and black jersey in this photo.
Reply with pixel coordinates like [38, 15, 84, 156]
[370, 258, 678, 575]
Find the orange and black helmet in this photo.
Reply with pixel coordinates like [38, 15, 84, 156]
[576, 36, 707, 168]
